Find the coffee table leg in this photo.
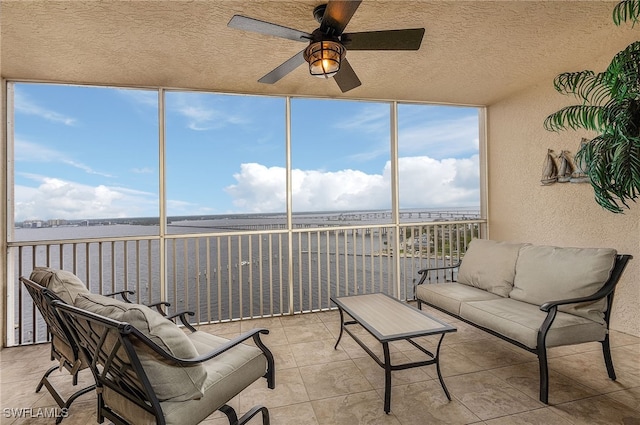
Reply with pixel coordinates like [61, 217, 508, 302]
[435, 334, 451, 400]
[383, 342, 392, 413]
[334, 307, 345, 350]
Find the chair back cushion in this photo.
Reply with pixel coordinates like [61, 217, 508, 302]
[30, 267, 90, 304]
[457, 239, 526, 297]
[74, 293, 206, 401]
[509, 244, 617, 323]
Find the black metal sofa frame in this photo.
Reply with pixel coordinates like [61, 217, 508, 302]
[415, 253, 632, 404]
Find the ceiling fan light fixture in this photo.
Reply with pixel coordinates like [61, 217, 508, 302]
[303, 40, 345, 79]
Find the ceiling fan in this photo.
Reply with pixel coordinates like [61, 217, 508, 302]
[228, 0, 425, 93]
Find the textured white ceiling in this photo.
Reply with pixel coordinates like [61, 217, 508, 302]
[2, 1, 638, 105]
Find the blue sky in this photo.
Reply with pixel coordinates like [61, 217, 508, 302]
[12, 83, 479, 222]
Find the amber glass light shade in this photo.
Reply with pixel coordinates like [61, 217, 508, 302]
[303, 40, 346, 78]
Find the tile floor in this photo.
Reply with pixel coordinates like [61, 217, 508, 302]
[1, 305, 639, 425]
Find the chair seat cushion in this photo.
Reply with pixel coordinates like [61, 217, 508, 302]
[74, 293, 206, 402]
[416, 282, 502, 316]
[103, 331, 268, 425]
[459, 298, 607, 349]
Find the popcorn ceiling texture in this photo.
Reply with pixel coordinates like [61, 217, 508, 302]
[1, 1, 639, 105]
[487, 51, 640, 337]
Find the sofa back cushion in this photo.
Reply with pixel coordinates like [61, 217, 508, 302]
[30, 267, 90, 304]
[74, 293, 206, 402]
[509, 245, 617, 323]
[457, 239, 526, 297]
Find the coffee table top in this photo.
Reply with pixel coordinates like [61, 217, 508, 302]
[331, 292, 456, 342]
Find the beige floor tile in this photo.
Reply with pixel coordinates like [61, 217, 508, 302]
[379, 380, 481, 424]
[448, 339, 534, 369]
[270, 343, 298, 370]
[484, 407, 573, 425]
[282, 323, 333, 345]
[311, 391, 402, 425]
[490, 361, 599, 405]
[289, 339, 350, 367]
[445, 370, 543, 420]
[550, 395, 640, 424]
[299, 359, 373, 400]
[549, 350, 640, 393]
[268, 402, 319, 425]
[604, 386, 640, 412]
[239, 367, 309, 412]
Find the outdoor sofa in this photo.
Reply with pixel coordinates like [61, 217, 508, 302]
[414, 239, 631, 404]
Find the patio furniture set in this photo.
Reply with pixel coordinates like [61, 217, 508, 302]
[20, 238, 630, 423]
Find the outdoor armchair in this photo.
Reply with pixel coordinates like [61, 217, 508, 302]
[21, 267, 196, 423]
[53, 296, 275, 425]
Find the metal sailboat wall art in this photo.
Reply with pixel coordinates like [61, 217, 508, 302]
[570, 138, 590, 183]
[541, 149, 558, 185]
[557, 150, 574, 183]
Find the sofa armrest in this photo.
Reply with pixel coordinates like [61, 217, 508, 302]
[417, 262, 461, 285]
[539, 285, 613, 312]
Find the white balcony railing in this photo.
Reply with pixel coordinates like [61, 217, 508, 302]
[7, 219, 484, 346]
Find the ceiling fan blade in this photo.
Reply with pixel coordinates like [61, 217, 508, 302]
[334, 58, 361, 93]
[258, 50, 306, 84]
[228, 15, 311, 42]
[320, 0, 362, 35]
[342, 28, 425, 50]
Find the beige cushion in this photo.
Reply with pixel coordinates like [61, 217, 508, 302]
[103, 331, 268, 425]
[459, 298, 607, 349]
[509, 245, 616, 323]
[30, 267, 90, 304]
[416, 282, 502, 316]
[74, 293, 206, 402]
[457, 239, 526, 297]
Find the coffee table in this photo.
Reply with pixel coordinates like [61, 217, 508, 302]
[331, 292, 456, 413]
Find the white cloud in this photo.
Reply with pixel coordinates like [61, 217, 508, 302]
[14, 176, 157, 221]
[169, 93, 248, 131]
[131, 167, 154, 174]
[15, 139, 115, 177]
[117, 89, 158, 107]
[399, 115, 479, 159]
[225, 156, 479, 213]
[14, 89, 76, 125]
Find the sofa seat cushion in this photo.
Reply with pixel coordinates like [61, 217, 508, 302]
[509, 245, 617, 324]
[457, 239, 527, 297]
[103, 331, 268, 425]
[74, 293, 206, 402]
[30, 267, 90, 304]
[459, 298, 607, 349]
[416, 282, 503, 316]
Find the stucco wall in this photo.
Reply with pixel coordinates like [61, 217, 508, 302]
[487, 53, 639, 337]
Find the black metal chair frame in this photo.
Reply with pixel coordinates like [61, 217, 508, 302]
[53, 300, 275, 425]
[20, 277, 95, 424]
[20, 276, 197, 423]
[414, 254, 632, 404]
